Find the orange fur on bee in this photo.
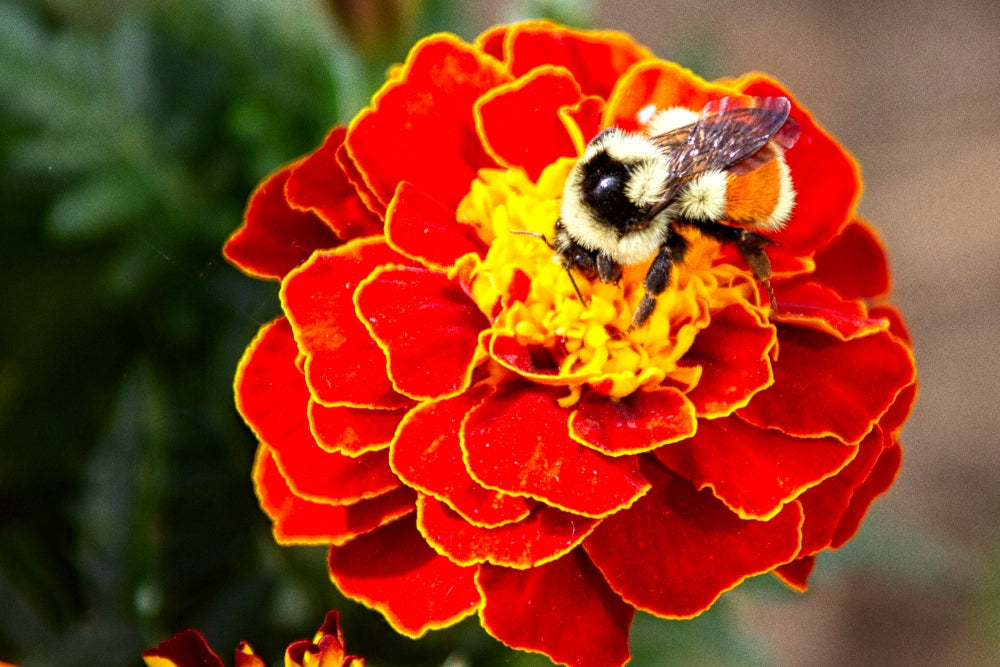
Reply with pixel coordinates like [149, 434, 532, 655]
[724, 160, 782, 225]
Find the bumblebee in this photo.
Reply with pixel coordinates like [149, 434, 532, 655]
[553, 96, 800, 327]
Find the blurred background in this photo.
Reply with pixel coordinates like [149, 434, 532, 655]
[1, 0, 997, 664]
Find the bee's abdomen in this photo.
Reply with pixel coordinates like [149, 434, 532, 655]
[724, 158, 795, 232]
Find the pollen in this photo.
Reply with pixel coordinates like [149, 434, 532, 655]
[455, 162, 759, 401]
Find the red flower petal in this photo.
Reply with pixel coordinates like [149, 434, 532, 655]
[811, 218, 890, 300]
[773, 555, 816, 592]
[585, 460, 803, 618]
[336, 139, 386, 217]
[831, 436, 902, 548]
[475, 66, 583, 180]
[462, 383, 651, 517]
[254, 445, 414, 546]
[478, 550, 633, 667]
[390, 386, 533, 527]
[142, 629, 224, 667]
[285, 126, 384, 241]
[569, 386, 696, 455]
[736, 75, 862, 256]
[354, 265, 489, 400]
[327, 517, 481, 637]
[417, 494, 598, 568]
[776, 281, 890, 340]
[307, 400, 406, 456]
[346, 35, 509, 209]
[500, 21, 653, 99]
[385, 182, 486, 269]
[680, 302, 776, 418]
[235, 318, 401, 504]
[224, 164, 341, 280]
[281, 238, 416, 409]
[488, 333, 597, 386]
[737, 326, 916, 444]
[654, 415, 857, 520]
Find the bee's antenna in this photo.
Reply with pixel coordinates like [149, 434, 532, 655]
[512, 229, 588, 305]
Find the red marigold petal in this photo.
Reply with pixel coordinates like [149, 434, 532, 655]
[831, 436, 902, 548]
[143, 629, 224, 667]
[417, 495, 598, 568]
[478, 550, 633, 667]
[336, 140, 386, 217]
[561, 95, 606, 154]
[346, 35, 509, 209]
[224, 164, 341, 280]
[736, 75, 862, 256]
[281, 238, 416, 409]
[680, 302, 776, 418]
[285, 127, 384, 241]
[569, 386, 696, 455]
[254, 445, 414, 546]
[235, 645, 266, 667]
[385, 182, 486, 269]
[737, 326, 916, 444]
[462, 383, 650, 517]
[355, 265, 489, 400]
[653, 415, 857, 520]
[488, 333, 597, 386]
[795, 427, 884, 556]
[773, 555, 816, 592]
[327, 517, 481, 637]
[235, 318, 402, 503]
[501, 21, 653, 99]
[584, 460, 803, 619]
[811, 218, 890, 300]
[475, 66, 583, 180]
[308, 400, 406, 456]
[776, 281, 890, 340]
[390, 386, 534, 527]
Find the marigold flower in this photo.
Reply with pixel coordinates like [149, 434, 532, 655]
[142, 610, 363, 667]
[226, 20, 916, 667]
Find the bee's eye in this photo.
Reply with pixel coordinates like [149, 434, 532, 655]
[581, 152, 643, 229]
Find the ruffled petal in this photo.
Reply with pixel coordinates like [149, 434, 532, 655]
[142, 629, 224, 667]
[385, 182, 486, 269]
[811, 218, 890, 300]
[569, 386, 696, 455]
[346, 34, 510, 209]
[281, 238, 416, 409]
[478, 550, 633, 667]
[585, 460, 803, 619]
[417, 494, 598, 568]
[224, 164, 341, 280]
[831, 436, 902, 548]
[390, 386, 534, 527]
[327, 517, 481, 637]
[254, 445, 414, 546]
[775, 281, 890, 340]
[654, 415, 857, 520]
[307, 400, 406, 456]
[462, 383, 651, 517]
[773, 555, 816, 592]
[354, 265, 489, 400]
[737, 326, 916, 444]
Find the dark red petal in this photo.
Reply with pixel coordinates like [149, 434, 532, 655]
[737, 75, 862, 256]
[680, 302, 776, 418]
[390, 386, 534, 527]
[868, 305, 917, 435]
[285, 126, 384, 241]
[417, 495, 598, 568]
[775, 281, 890, 340]
[774, 555, 816, 592]
[235, 318, 402, 503]
[254, 445, 414, 546]
[142, 629, 224, 667]
[737, 326, 916, 444]
[811, 218, 890, 300]
[463, 383, 650, 517]
[307, 401, 406, 456]
[385, 182, 486, 269]
[569, 386, 696, 455]
[478, 550, 633, 667]
[327, 517, 481, 637]
[224, 164, 341, 280]
[346, 35, 509, 209]
[501, 22, 653, 99]
[488, 333, 596, 386]
[476, 66, 583, 180]
[281, 238, 416, 409]
[831, 436, 902, 548]
[584, 460, 803, 619]
[354, 265, 489, 400]
[654, 415, 857, 520]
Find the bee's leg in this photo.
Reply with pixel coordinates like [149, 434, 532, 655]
[686, 220, 778, 314]
[632, 232, 689, 328]
[596, 252, 623, 284]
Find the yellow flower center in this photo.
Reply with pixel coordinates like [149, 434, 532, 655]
[455, 160, 759, 399]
